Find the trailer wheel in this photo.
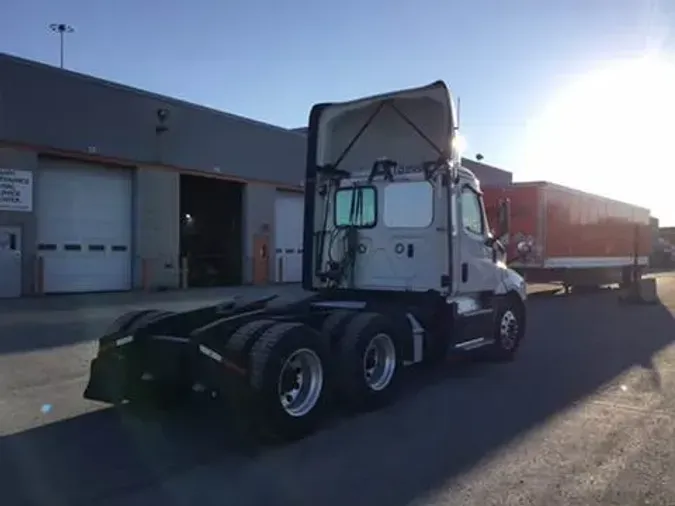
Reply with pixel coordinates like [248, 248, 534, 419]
[486, 296, 525, 362]
[246, 322, 330, 442]
[335, 312, 403, 411]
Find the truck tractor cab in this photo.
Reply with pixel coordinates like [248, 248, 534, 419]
[302, 81, 524, 303]
[81, 81, 528, 446]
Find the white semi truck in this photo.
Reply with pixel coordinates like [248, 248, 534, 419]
[83, 81, 527, 442]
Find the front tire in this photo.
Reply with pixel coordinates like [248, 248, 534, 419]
[486, 296, 525, 362]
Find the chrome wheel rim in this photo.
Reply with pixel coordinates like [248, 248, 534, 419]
[363, 333, 397, 391]
[277, 348, 324, 417]
[499, 310, 519, 350]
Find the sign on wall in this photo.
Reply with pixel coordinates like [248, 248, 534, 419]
[0, 169, 33, 212]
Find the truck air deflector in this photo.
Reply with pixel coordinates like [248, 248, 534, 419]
[314, 81, 457, 177]
[318, 98, 447, 178]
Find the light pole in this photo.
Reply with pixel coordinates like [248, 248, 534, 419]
[49, 23, 75, 69]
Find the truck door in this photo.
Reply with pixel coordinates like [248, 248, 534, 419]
[457, 183, 500, 294]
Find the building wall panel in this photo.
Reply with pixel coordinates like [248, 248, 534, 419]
[0, 54, 306, 187]
[0, 147, 38, 295]
[134, 166, 180, 289]
[242, 183, 277, 283]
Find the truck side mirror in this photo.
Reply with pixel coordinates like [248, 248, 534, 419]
[497, 198, 511, 240]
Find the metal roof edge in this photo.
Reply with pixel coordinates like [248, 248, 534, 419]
[0, 52, 307, 140]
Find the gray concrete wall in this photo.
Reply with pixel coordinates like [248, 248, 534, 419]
[0, 54, 307, 188]
[133, 167, 180, 289]
[0, 147, 38, 295]
[242, 183, 276, 283]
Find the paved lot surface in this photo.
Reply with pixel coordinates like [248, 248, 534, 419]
[1, 276, 674, 506]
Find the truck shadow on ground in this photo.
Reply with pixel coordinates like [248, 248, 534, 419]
[1, 288, 674, 506]
[526, 284, 618, 299]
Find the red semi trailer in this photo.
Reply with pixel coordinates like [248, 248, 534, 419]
[483, 181, 652, 291]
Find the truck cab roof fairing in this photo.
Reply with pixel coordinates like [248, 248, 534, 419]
[307, 80, 458, 177]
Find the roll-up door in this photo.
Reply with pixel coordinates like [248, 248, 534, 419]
[36, 160, 133, 293]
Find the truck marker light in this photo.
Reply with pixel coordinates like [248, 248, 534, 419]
[199, 344, 223, 363]
[115, 336, 134, 347]
[98, 336, 133, 353]
[199, 344, 247, 376]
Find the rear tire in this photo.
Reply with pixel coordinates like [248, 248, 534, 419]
[245, 322, 331, 442]
[335, 312, 403, 411]
[224, 319, 278, 369]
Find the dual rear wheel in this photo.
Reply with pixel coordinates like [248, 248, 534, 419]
[231, 312, 403, 442]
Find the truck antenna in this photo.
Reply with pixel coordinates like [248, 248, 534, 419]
[456, 96, 461, 130]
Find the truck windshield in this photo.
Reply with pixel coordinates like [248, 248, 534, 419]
[334, 186, 377, 228]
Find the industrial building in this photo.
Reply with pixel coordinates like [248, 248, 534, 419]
[0, 53, 512, 298]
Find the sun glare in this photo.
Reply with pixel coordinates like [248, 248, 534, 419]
[523, 57, 675, 224]
[453, 132, 468, 158]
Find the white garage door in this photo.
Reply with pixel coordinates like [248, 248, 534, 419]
[37, 161, 133, 293]
[274, 192, 304, 283]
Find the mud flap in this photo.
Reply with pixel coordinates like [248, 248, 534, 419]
[83, 353, 132, 405]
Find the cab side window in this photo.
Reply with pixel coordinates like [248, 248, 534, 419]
[460, 186, 485, 235]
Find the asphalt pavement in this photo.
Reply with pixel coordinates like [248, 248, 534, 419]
[1, 276, 674, 506]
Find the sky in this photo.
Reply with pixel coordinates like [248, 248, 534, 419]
[2, 0, 675, 224]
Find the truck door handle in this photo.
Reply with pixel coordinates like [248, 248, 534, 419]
[461, 263, 468, 282]
[407, 243, 414, 258]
